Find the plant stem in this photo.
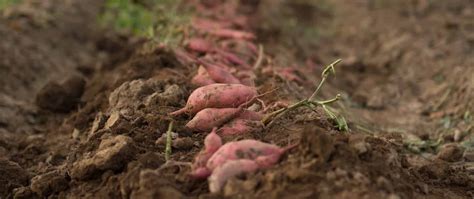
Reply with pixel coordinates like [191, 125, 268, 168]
[253, 44, 264, 70]
[308, 59, 341, 101]
[311, 94, 341, 106]
[262, 59, 342, 127]
[165, 121, 174, 162]
[262, 99, 307, 125]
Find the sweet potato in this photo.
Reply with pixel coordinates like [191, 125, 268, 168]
[186, 108, 261, 132]
[209, 29, 256, 40]
[204, 127, 222, 153]
[277, 67, 304, 83]
[174, 48, 196, 65]
[208, 159, 259, 193]
[190, 129, 222, 179]
[170, 84, 257, 116]
[190, 166, 212, 179]
[192, 17, 232, 31]
[217, 119, 263, 136]
[206, 140, 285, 170]
[215, 49, 249, 68]
[192, 66, 216, 87]
[187, 38, 213, 53]
[186, 108, 242, 132]
[198, 60, 241, 84]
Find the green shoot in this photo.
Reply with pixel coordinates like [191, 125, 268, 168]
[308, 59, 340, 101]
[262, 59, 349, 131]
[165, 121, 174, 162]
[404, 137, 443, 154]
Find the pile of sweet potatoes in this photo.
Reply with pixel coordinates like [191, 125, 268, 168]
[168, 1, 296, 193]
[188, 129, 295, 193]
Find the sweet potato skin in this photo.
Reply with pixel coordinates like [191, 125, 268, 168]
[186, 108, 242, 132]
[192, 66, 216, 87]
[206, 140, 283, 170]
[217, 119, 263, 135]
[187, 38, 213, 53]
[186, 108, 261, 132]
[170, 84, 257, 116]
[204, 128, 222, 153]
[208, 159, 259, 193]
[199, 60, 241, 84]
[190, 129, 222, 179]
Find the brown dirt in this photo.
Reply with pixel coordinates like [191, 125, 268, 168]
[1, 0, 473, 198]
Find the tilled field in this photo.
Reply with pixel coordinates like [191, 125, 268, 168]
[0, 0, 473, 198]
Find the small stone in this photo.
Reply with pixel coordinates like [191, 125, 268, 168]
[418, 183, 429, 194]
[72, 128, 80, 139]
[105, 111, 122, 129]
[453, 129, 463, 142]
[172, 137, 194, 150]
[155, 132, 179, 145]
[436, 143, 464, 162]
[90, 112, 106, 134]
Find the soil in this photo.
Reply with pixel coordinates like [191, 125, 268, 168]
[1, 0, 473, 198]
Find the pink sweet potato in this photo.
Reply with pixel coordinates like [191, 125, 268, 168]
[170, 84, 257, 116]
[186, 107, 261, 132]
[277, 67, 304, 83]
[186, 38, 213, 53]
[192, 17, 232, 31]
[206, 140, 285, 170]
[190, 166, 212, 179]
[215, 49, 250, 68]
[190, 129, 222, 179]
[174, 48, 197, 65]
[186, 108, 242, 132]
[235, 70, 256, 87]
[192, 66, 216, 87]
[217, 119, 263, 136]
[208, 29, 256, 40]
[205, 128, 222, 153]
[198, 59, 241, 84]
[208, 159, 259, 193]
